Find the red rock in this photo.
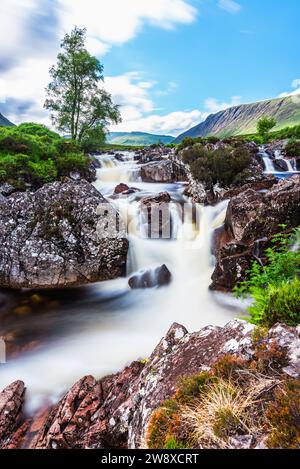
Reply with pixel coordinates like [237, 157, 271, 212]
[0, 380, 25, 448]
[114, 183, 130, 194]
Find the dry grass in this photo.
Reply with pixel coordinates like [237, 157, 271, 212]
[181, 376, 278, 449]
[146, 351, 290, 450]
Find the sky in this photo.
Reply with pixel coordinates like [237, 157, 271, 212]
[0, 0, 299, 137]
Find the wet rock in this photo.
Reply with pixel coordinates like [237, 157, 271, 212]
[0, 179, 128, 289]
[141, 192, 171, 205]
[141, 160, 186, 183]
[89, 155, 101, 169]
[69, 172, 81, 181]
[114, 183, 130, 194]
[241, 175, 300, 243]
[211, 176, 300, 290]
[113, 183, 140, 196]
[0, 183, 18, 197]
[274, 159, 289, 172]
[210, 244, 252, 291]
[221, 176, 277, 200]
[34, 376, 103, 449]
[0, 380, 25, 448]
[135, 146, 173, 164]
[140, 192, 172, 238]
[225, 189, 264, 242]
[128, 264, 172, 289]
[3, 320, 300, 449]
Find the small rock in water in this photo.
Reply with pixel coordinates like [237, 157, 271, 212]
[113, 183, 140, 196]
[128, 264, 172, 289]
[69, 172, 81, 181]
[114, 183, 130, 194]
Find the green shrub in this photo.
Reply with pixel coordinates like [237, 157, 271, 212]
[248, 278, 300, 327]
[206, 136, 220, 144]
[235, 229, 300, 327]
[56, 152, 88, 177]
[183, 145, 251, 187]
[17, 122, 60, 140]
[285, 137, 300, 157]
[164, 436, 189, 449]
[181, 143, 206, 164]
[28, 160, 58, 185]
[0, 154, 31, 181]
[0, 122, 93, 187]
[266, 380, 300, 449]
[80, 125, 106, 153]
[257, 117, 277, 139]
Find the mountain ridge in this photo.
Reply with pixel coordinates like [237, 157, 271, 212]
[174, 95, 300, 142]
[0, 112, 14, 127]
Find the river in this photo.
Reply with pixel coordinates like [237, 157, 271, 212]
[0, 151, 244, 413]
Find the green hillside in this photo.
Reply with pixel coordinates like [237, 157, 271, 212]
[174, 95, 300, 142]
[107, 131, 174, 146]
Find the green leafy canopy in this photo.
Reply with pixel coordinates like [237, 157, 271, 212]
[44, 27, 121, 142]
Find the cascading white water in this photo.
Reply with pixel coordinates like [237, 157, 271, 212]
[285, 158, 297, 172]
[261, 153, 276, 173]
[274, 149, 297, 172]
[0, 151, 241, 413]
[263, 148, 298, 175]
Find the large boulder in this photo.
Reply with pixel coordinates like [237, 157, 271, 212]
[140, 192, 172, 238]
[0, 179, 128, 289]
[229, 176, 300, 244]
[128, 264, 172, 289]
[141, 160, 186, 183]
[211, 176, 300, 290]
[3, 319, 300, 449]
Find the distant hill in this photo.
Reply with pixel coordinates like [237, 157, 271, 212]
[174, 95, 300, 142]
[107, 131, 174, 146]
[0, 112, 14, 127]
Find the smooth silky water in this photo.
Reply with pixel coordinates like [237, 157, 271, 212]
[0, 151, 244, 413]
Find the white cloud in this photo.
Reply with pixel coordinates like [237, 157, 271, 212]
[292, 78, 300, 89]
[218, 0, 241, 14]
[0, 1, 197, 65]
[0, 56, 56, 124]
[0, 0, 197, 130]
[104, 73, 156, 117]
[204, 96, 242, 113]
[57, 0, 197, 55]
[156, 81, 178, 96]
[110, 109, 205, 136]
[110, 91, 244, 136]
[105, 73, 203, 135]
[279, 79, 300, 102]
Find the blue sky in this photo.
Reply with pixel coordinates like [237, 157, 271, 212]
[0, 0, 299, 136]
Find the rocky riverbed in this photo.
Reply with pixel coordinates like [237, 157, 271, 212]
[0, 140, 299, 449]
[1, 319, 299, 449]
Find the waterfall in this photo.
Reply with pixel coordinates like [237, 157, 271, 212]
[0, 151, 240, 414]
[284, 158, 297, 172]
[94, 152, 141, 191]
[261, 147, 298, 175]
[262, 154, 275, 173]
